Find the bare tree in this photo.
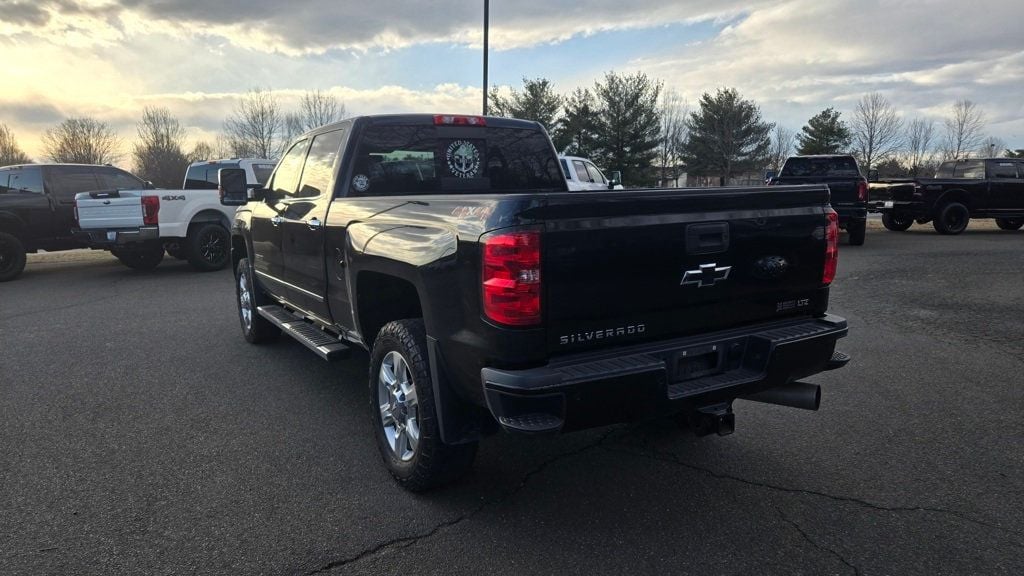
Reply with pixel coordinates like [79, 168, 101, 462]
[187, 141, 215, 163]
[132, 107, 189, 188]
[903, 118, 937, 176]
[299, 89, 345, 130]
[223, 88, 283, 159]
[656, 89, 688, 187]
[941, 99, 986, 160]
[851, 92, 903, 172]
[978, 136, 1006, 158]
[42, 117, 122, 164]
[0, 123, 32, 165]
[766, 125, 796, 173]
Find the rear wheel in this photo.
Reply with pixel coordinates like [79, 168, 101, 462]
[0, 232, 27, 282]
[933, 202, 970, 235]
[235, 257, 280, 344]
[995, 218, 1023, 231]
[369, 319, 477, 492]
[186, 223, 230, 272]
[847, 220, 866, 246]
[882, 212, 914, 231]
[112, 243, 164, 270]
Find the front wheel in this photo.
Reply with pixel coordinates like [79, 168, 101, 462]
[995, 218, 1023, 231]
[186, 223, 230, 271]
[369, 319, 477, 492]
[882, 212, 914, 231]
[0, 232, 28, 282]
[933, 202, 970, 235]
[235, 257, 280, 344]
[113, 243, 164, 270]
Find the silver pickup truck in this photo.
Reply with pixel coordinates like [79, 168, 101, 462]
[74, 158, 273, 271]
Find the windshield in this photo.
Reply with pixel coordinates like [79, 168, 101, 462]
[347, 124, 564, 196]
[780, 156, 861, 178]
[934, 160, 985, 179]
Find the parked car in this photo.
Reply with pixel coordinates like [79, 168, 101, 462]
[73, 159, 272, 271]
[0, 163, 152, 281]
[769, 155, 869, 245]
[219, 113, 850, 491]
[559, 155, 623, 190]
[869, 158, 1024, 234]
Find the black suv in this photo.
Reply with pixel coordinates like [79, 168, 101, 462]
[0, 163, 150, 281]
[769, 155, 870, 245]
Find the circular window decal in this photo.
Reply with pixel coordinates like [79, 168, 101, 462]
[446, 140, 481, 178]
[352, 174, 370, 193]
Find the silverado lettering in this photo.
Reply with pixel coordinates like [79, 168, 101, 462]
[560, 324, 647, 345]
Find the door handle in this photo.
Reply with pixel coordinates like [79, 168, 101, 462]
[307, 218, 323, 230]
[270, 216, 283, 227]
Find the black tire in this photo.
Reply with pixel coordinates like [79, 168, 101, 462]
[369, 319, 477, 492]
[847, 220, 866, 246]
[0, 232, 28, 282]
[882, 212, 914, 231]
[113, 243, 164, 270]
[933, 202, 970, 235]
[186, 223, 230, 272]
[995, 218, 1023, 231]
[235, 257, 280, 344]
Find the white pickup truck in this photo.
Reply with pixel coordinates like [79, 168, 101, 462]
[74, 158, 273, 271]
[559, 155, 623, 191]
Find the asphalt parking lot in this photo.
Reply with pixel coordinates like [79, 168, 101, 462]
[2, 225, 1022, 576]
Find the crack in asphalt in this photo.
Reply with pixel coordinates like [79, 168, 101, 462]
[777, 507, 861, 576]
[608, 444, 1024, 545]
[303, 428, 622, 575]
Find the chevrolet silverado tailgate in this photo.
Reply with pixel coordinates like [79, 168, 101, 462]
[536, 186, 832, 352]
[75, 190, 144, 229]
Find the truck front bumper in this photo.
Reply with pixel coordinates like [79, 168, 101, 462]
[73, 226, 160, 247]
[481, 315, 849, 434]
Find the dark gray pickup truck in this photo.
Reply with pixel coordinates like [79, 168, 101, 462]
[219, 114, 850, 491]
[769, 155, 869, 245]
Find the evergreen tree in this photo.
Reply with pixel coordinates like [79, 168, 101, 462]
[796, 108, 851, 155]
[682, 88, 773, 186]
[553, 88, 600, 157]
[590, 71, 662, 186]
[489, 77, 563, 135]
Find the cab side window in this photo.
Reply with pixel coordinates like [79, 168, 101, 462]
[96, 167, 146, 190]
[46, 166, 101, 202]
[573, 160, 592, 183]
[585, 162, 607, 185]
[296, 130, 345, 198]
[990, 161, 1018, 179]
[0, 166, 44, 194]
[269, 140, 310, 197]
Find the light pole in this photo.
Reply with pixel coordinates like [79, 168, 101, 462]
[482, 0, 489, 115]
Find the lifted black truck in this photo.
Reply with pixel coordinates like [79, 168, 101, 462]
[869, 158, 1024, 234]
[769, 155, 869, 245]
[220, 114, 851, 491]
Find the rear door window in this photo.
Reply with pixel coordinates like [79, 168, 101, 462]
[0, 166, 44, 194]
[347, 123, 562, 196]
[296, 130, 345, 198]
[269, 140, 310, 197]
[989, 161, 1018, 179]
[252, 163, 275, 186]
[96, 167, 146, 190]
[780, 157, 861, 177]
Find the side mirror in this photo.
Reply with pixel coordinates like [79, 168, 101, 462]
[867, 169, 879, 182]
[145, 180, 156, 190]
[764, 170, 776, 183]
[219, 168, 249, 206]
[608, 170, 622, 189]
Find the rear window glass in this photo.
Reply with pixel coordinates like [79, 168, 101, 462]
[346, 124, 563, 196]
[252, 163, 275, 185]
[935, 160, 985, 179]
[780, 156, 861, 178]
[0, 166, 44, 194]
[184, 162, 239, 189]
[989, 162, 1018, 179]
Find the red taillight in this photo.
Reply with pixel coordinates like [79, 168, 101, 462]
[434, 114, 487, 127]
[857, 179, 869, 202]
[142, 195, 160, 226]
[482, 230, 541, 326]
[823, 209, 839, 285]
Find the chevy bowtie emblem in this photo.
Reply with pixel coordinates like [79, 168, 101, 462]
[681, 263, 731, 287]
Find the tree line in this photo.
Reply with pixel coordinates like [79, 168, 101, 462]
[2, 78, 1020, 187]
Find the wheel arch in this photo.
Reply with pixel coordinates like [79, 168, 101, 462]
[188, 208, 231, 231]
[933, 188, 972, 212]
[356, 271, 424, 346]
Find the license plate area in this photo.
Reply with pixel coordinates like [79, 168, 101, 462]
[673, 345, 723, 382]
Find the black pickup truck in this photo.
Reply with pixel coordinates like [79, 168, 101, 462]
[870, 158, 1024, 234]
[768, 155, 869, 245]
[0, 163, 152, 281]
[220, 114, 850, 491]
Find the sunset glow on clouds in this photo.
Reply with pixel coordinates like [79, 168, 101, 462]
[2, 0, 1022, 161]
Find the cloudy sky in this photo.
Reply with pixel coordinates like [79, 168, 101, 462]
[2, 0, 1023, 162]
